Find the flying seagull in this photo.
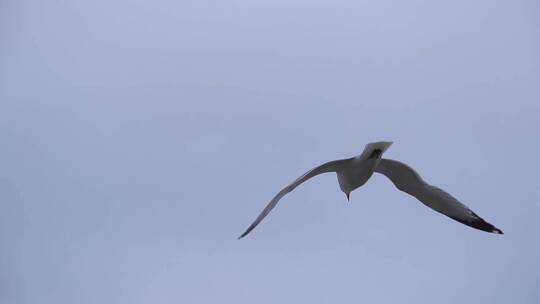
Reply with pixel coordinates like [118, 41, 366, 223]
[238, 141, 503, 239]
[238, 141, 393, 239]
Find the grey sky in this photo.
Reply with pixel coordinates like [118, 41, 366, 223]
[1, 0, 539, 303]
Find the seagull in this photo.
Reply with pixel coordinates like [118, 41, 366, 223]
[238, 141, 504, 239]
[238, 141, 393, 239]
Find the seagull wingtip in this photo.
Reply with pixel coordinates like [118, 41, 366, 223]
[238, 231, 249, 239]
[492, 228, 504, 235]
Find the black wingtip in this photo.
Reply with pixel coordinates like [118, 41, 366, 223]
[491, 227, 504, 235]
[449, 214, 504, 235]
[237, 226, 253, 240]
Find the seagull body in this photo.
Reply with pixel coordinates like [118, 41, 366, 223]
[238, 141, 503, 239]
[337, 141, 393, 195]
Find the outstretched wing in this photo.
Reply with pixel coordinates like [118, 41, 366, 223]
[375, 158, 503, 234]
[238, 158, 352, 239]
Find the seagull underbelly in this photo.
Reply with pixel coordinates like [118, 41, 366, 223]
[337, 168, 375, 193]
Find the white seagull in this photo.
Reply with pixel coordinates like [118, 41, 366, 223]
[238, 141, 503, 239]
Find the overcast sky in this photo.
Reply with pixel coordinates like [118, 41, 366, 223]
[1, 1, 539, 303]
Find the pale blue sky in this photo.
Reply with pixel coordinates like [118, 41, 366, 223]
[1, 1, 539, 303]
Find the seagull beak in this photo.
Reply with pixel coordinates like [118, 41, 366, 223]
[346, 193, 350, 202]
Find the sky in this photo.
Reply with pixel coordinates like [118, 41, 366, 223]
[1, 0, 539, 303]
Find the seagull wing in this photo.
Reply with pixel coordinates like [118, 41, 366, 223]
[238, 158, 352, 239]
[374, 158, 503, 234]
